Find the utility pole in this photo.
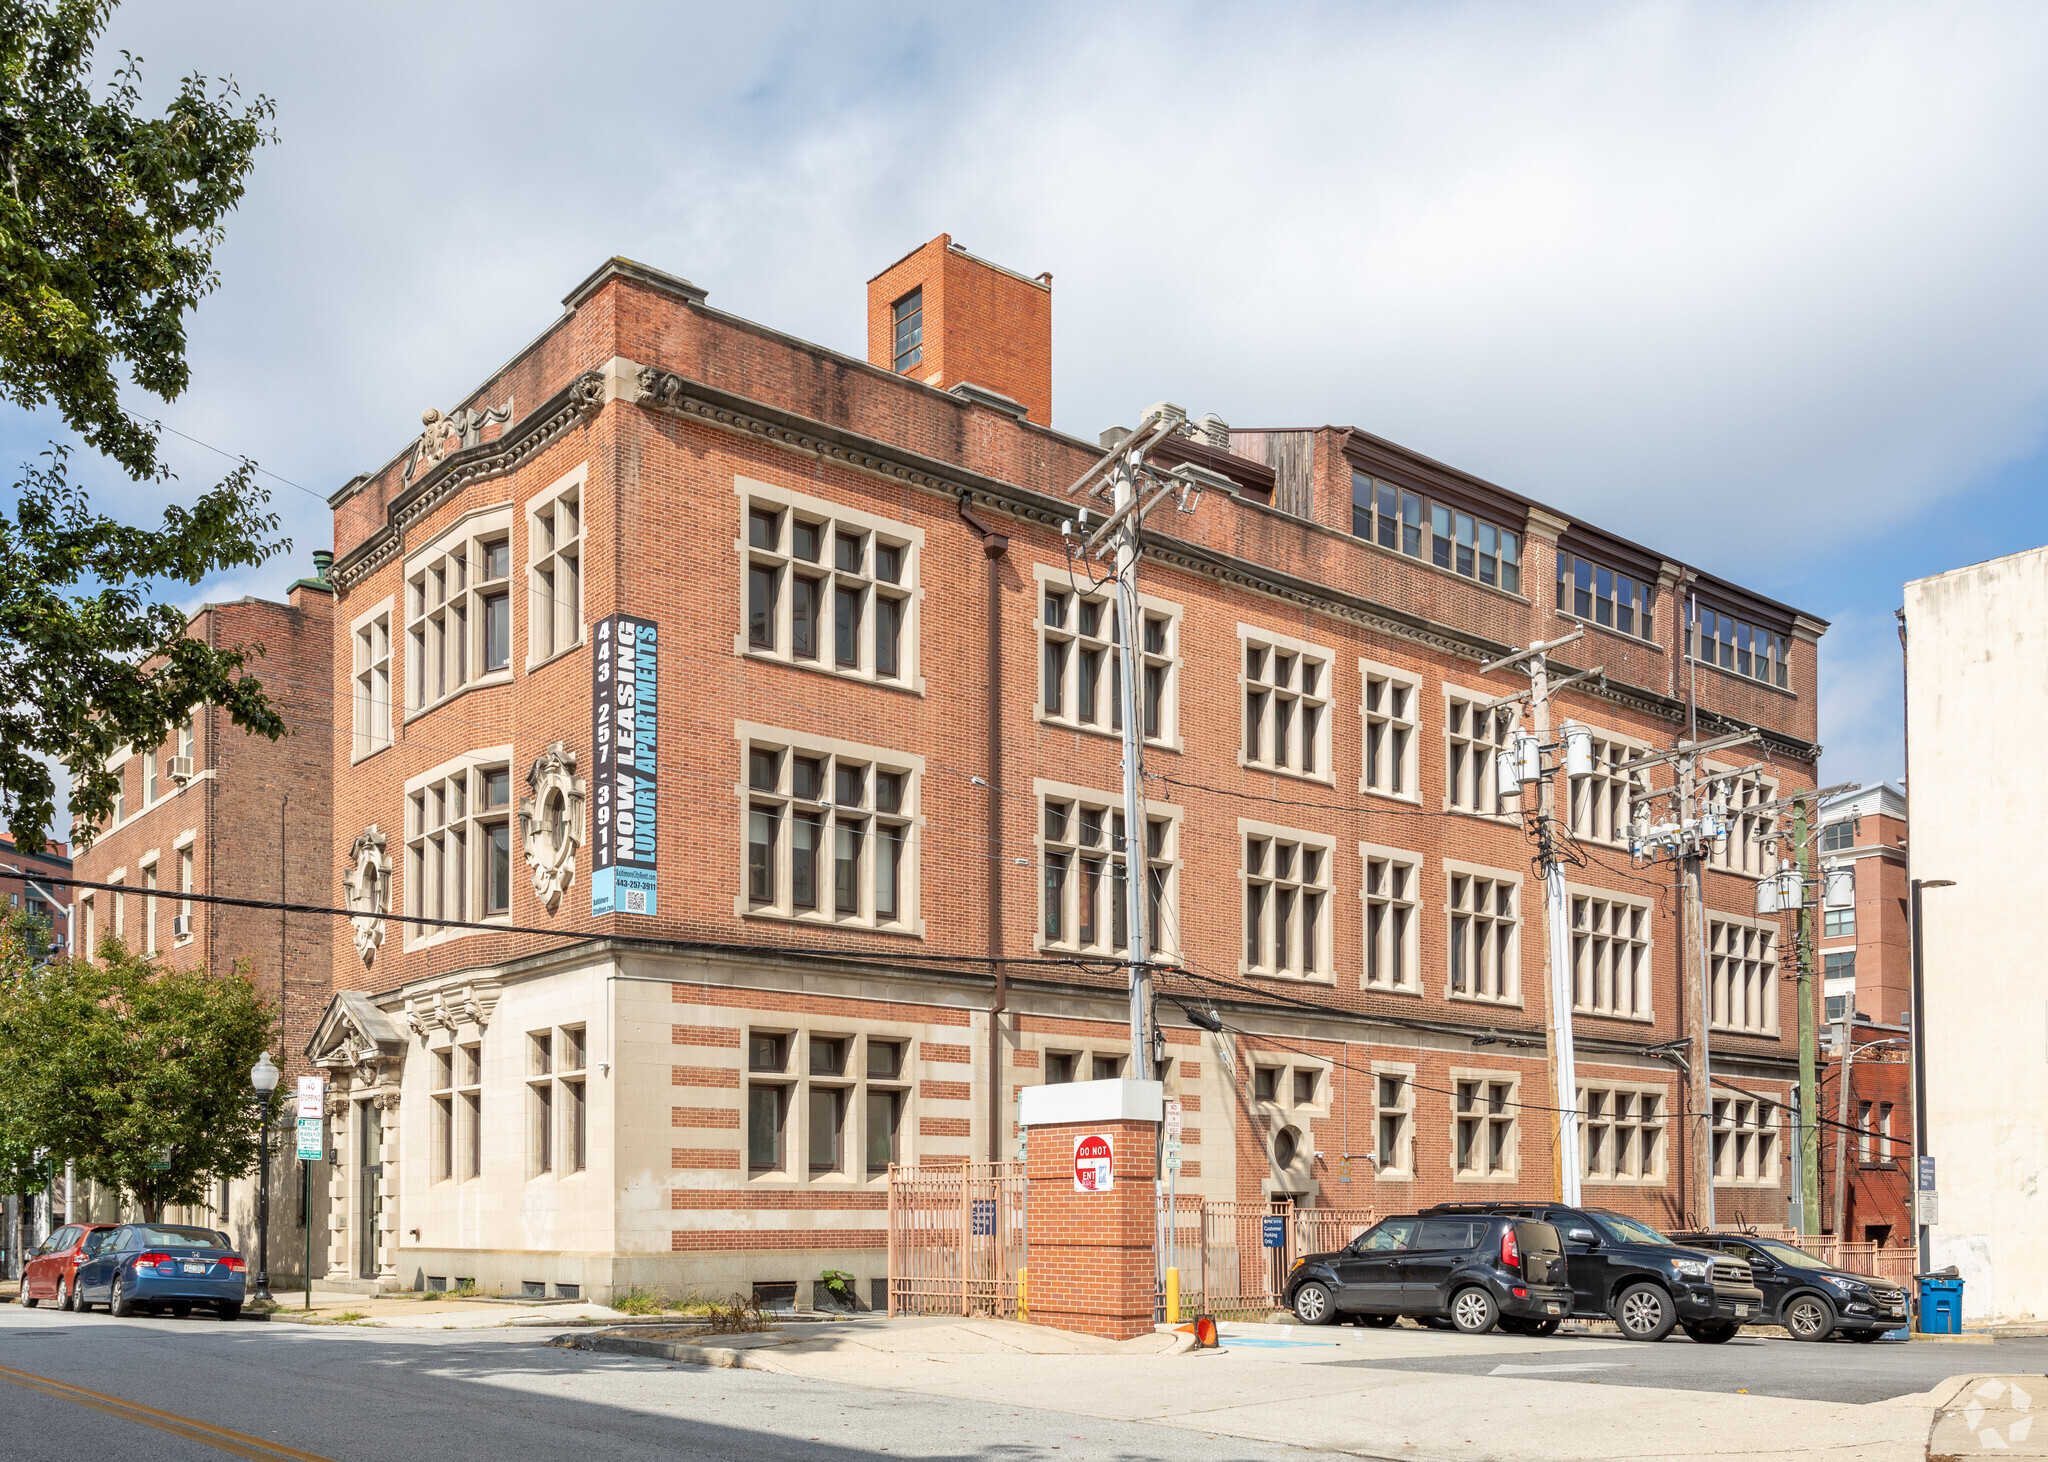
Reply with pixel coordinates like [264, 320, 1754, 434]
[1061, 405, 1205, 1081]
[1832, 1021, 1856, 1241]
[1479, 630, 1601, 1204]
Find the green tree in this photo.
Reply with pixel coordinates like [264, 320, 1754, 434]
[0, 0, 285, 852]
[0, 922, 273, 1221]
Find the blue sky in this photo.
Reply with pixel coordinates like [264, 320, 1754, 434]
[10, 0, 2048, 836]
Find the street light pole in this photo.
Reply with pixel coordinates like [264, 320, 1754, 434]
[250, 1052, 280, 1304]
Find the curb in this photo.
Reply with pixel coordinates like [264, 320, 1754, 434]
[555, 1332, 786, 1370]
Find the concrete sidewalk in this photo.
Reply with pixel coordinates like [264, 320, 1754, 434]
[564, 1315, 2005, 1462]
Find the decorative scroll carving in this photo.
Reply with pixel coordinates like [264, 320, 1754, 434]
[342, 827, 391, 968]
[404, 400, 514, 483]
[519, 741, 586, 914]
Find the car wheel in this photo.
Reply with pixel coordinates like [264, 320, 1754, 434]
[1291, 1281, 1337, 1326]
[217, 1301, 243, 1322]
[60, 1277, 79, 1313]
[171, 1303, 192, 1319]
[1682, 1322, 1738, 1345]
[1784, 1294, 1836, 1342]
[1450, 1287, 1500, 1336]
[18, 1276, 36, 1309]
[109, 1272, 134, 1318]
[1613, 1283, 1677, 1342]
[1847, 1328, 1884, 1344]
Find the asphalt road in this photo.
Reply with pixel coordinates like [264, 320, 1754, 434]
[1318, 1320, 2048, 1402]
[0, 1303, 1306, 1462]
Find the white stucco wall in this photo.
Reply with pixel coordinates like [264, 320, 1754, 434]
[1905, 544, 2048, 1322]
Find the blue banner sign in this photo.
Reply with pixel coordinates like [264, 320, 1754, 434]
[591, 613, 659, 916]
[1261, 1215, 1287, 1249]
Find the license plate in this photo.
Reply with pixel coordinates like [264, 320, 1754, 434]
[182, 1262, 208, 1275]
[1889, 1306, 1906, 1317]
[1734, 1305, 1750, 1317]
[1546, 1303, 1561, 1314]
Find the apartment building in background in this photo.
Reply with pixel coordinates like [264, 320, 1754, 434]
[0, 833, 73, 954]
[67, 567, 337, 1282]
[310, 232, 1826, 1302]
[1905, 543, 2048, 1321]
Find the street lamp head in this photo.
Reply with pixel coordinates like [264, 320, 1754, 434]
[1920, 879, 1957, 889]
[250, 1051, 281, 1096]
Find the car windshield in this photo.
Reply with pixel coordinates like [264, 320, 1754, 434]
[1593, 1212, 1674, 1247]
[1751, 1239, 1838, 1271]
[132, 1226, 227, 1250]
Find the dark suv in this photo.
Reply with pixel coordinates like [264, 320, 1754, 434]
[1671, 1231, 1910, 1342]
[1285, 1212, 1573, 1335]
[1420, 1203, 1765, 1343]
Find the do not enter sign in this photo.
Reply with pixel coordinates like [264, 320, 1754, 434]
[1073, 1133, 1114, 1193]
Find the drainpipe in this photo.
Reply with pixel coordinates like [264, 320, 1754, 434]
[958, 496, 1010, 1162]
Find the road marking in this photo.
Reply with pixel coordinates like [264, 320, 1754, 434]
[0, 1361, 340, 1462]
[1489, 1361, 1632, 1375]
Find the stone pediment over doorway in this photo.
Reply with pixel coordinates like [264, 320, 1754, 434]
[308, 991, 409, 1084]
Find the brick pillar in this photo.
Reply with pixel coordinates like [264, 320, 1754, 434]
[1020, 1080, 1162, 1341]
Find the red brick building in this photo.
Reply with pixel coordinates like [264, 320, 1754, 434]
[310, 236, 1825, 1300]
[0, 832, 73, 955]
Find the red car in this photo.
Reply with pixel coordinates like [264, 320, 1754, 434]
[18, 1223, 119, 1310]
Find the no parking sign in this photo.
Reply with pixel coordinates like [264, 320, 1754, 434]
[1073, 1133, 1114, 1193]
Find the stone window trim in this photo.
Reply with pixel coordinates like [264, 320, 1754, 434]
[736, 475, 926, 694]
[525, 463, 586, 672]
[1707, 911, 1780, 1038]
[1032, 777, 1182, 960]
[734, 721, 926, 938]
[426, 1037, 486, 1184]
[1565, 726, 1652, 849]
[1710, 1094, 1781, 1186]
[1359, 841, 1424, 997]
[1238, 818, 1337, 984]
[1578, 1078, 1669, 1185]
[139, 854, 160, 956]
[351, 595, 396, 764]
[402, 501, 517, 721]
[78, 894, 94, 962]
[1701, 763, 1781, 881]
[402, 745, 516, 952]
[1032, 562, 1183, 753]
[1238, 622, 1335, 784]
[740, 1025, 915, 1188]
[1564, 882, 1656, 1024]
[525, 1024, 589, 1183]
[1358, 657, 1422, 804]
[1442, 858, 1523, 1009]
[1246, 1050, 1331, 1117]
[1036, 1044, 1133, 1087]
[173, 836, 197, 946]
[1370, 1061, 1417, 1179]
[1448, 1066, 1520, 1183]
[1440, 683, 1522, 823]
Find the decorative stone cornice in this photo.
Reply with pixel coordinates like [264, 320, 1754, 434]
[401, 977, 506, 1041]
[1523, 505, 1572, 540]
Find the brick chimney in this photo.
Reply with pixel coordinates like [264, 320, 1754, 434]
[867, 234, 1053, 425]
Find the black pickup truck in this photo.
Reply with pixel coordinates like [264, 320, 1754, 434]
[1421, 1202, 1767, 1342]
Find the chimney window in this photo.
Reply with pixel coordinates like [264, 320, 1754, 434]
[892, 289, 923, 372]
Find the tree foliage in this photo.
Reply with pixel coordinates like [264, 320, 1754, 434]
[0, 917, 274, 1220]
[0, 1, 287, 853]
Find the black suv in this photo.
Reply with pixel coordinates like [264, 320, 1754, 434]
[1420, 1203, 1766, 1343]
[1671, 1231, 1910, 1342]
[1285, 1212, 1574, 1335]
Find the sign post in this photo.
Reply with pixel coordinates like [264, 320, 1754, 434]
[296, 1077, 323, 1311]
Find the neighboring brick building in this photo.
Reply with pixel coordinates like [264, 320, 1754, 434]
[309, 237, 1826, 1300]
[0, 832, 72, 954]
[68, 565, 336, 1278]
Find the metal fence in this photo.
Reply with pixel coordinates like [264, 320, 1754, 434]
[885, 1161, 1028, 1318]
[1718, 1226, 1919, 1284]
[1160, 1198, 1378, 1316]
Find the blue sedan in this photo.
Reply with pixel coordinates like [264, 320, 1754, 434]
[75, 1224, 248, 1321]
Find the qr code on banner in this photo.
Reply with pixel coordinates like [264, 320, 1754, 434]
[624, 890, 647, 913]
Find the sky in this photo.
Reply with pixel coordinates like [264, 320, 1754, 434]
[11, 0, 2048, 837]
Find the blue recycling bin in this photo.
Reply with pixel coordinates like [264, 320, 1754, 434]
[1917, 1274, 1964, 1334]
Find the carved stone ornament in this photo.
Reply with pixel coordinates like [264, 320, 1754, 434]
[342, 827, 392, 968]
[567, 369, 607, 419]
[518, 742, 586, 914]
[404, 400, 513, 482]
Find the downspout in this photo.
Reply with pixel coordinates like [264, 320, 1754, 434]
[959, 496, 1010, 1162]
[1651, 1043, 1692, 1228]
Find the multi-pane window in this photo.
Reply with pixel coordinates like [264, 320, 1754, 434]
[1708, 918, 1778, 1034]
[405, 760, 515, 939]
[747, 1032, 792, 1177]
[1362, 846, 1420, 992]
[1567, 735, 1640, 845]
[1043, 1049, 1127, 1085]
[1824, 992, 1851, 1022]
[746, 1029, 909, 1181]
[457, 1044, 483, 1180]
[743, 490, 916, 686]
[1349, 472, 1522, 592]
[1373, 1071, 1413, 1176]
[528, 1031, 555, 1178]
[1580, 1086, 1664, 1181]
[142, 860, 158, 955]
[743, 735, 916, 929]
[865, 1039, 908, 1176]
[406, 519, 514, 713]
[1039, 792, 1177, 956]
[1569, 892, 1651, 1019]
[353, 610, 393, 759]
[78, 895, 94, 961]
[1242, 636, 1329, 777]
[891, 288, 923, 372]
[1824, 900, 1856, 939]
[1360, 663, 1419, 799]
[528, 479, 582, 664]
[1710, 1097, 1778, 1184]
[523, 1026, 587, 1179]
[1242, 828, 1330, 980]
[432, 1049, 455, 1182]
[808, 1035, 851, 1178]
[177, 847, 194, 943]
[1823, 949, 1856, 991]
[144, 749, 157, 805]
[562, 1026, 587, 1175]
[1556, 553, 1657, 640]
[1688, 602, 1790, 690]
[1445, 695, 1517, 816]
[1453, 1077, 1516, 1177]
[1040, 584, 1176, 743]
[1446, 868, 1518, 1002]
[1705, 770, 1776, 876]
[1819, 819, 1856, 853]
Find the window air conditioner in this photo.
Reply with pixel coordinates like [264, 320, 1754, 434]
[172, 914, 193, 939]
[169, 756, 195, 783]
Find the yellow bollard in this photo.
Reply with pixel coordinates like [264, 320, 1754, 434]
[1166, 1266, 1180, 1324]
[1017, 1267, 1028, 1322]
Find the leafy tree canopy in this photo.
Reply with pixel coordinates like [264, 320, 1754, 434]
[0, 1, 287, 852]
